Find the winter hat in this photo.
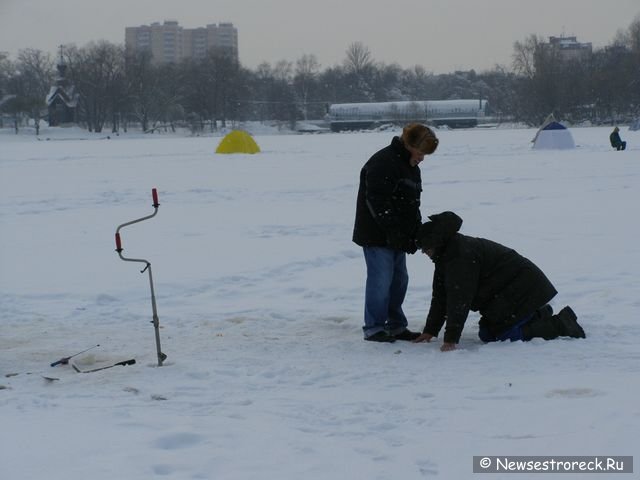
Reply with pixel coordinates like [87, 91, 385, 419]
[417, 211, 463, 249]
[401, 123, 439, 155]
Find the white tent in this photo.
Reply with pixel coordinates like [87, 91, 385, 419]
[629, 118, 640, 131]
[532, 121, 575, 150]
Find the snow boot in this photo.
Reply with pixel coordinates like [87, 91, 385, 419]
[522, 315, 562, 340]
[522, 305, 585, 340]
[365, 331, 396, 343]
[536, 304, 553, 320]
[520, 304, 556, 340]
[554, 306, 585, 338]
[392, 329, 422, 341]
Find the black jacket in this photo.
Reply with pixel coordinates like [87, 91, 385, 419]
[352, 137, 422, 250]
[610, 131, 623, 148]
[421, 213, 557, 344]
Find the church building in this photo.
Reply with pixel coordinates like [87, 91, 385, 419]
[46, 48, 79, 126]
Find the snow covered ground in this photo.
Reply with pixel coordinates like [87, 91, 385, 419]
[1, 125, 639, 479]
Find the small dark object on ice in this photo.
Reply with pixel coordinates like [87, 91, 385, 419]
[51, 345, 100, 367]
[72, 358, 136, 373]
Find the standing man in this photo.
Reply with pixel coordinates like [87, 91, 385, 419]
[353, 123, 439, 342]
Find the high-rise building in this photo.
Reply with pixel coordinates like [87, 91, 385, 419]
[125, 20, 238, 64]
[544, 35, 592, 62]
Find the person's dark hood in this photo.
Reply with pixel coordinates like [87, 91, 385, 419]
[416, 211, 463, 250]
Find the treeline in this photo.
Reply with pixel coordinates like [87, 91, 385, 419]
[1, 17, 638, 133]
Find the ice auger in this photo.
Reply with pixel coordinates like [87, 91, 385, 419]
[115, 188, 167, 366]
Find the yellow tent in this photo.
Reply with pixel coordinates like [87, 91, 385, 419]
[215, 130, 260, 154]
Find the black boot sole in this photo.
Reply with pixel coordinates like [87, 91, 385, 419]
[365, 332, 396, 343]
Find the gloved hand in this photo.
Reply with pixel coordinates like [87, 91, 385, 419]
[405, 239, 418, 254]
[386, 231, 418, 254]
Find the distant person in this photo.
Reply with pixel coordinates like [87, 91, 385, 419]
[610, 127, 626, 151]
[353, 123, 439, 342]
[413, 211, 585, 351]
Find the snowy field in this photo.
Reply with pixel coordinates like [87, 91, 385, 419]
[1, 125, 639, 479]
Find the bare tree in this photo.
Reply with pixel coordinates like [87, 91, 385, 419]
[592, 45, 634, 123]
[11, 49, 54, 134]
[401, 65, 435, 100]
[270, 60, 297, 128]
[342, 42, 377, 102]
[294, 54, 320, 119]
[153, 62, 185, 132]
[479, 66, 518, 122]
[624, 16, 640, 113]
[66, 41, 125, 133]
[372, 62, 403, 101]
[211, 50, 243, 128]
[181, 58, 211, 132]
[0, 52, 11, 93]
[124, 49, 159, 132]
[512, 35, 542, 79]
[511, 35, 565, 124]
[344, 42, 373, 76]
[0, 53, 17, 130]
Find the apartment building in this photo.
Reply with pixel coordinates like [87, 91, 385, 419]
[125, 20, 238, 64]
[544, 35, 592, 62]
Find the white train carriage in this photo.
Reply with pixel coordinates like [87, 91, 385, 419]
[328, 99, 489, 131]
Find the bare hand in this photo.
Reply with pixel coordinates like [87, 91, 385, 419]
[413, 333, 434, 343]
[440, 342, 456, 352]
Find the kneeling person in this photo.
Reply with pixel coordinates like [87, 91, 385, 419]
[413, 212, 585, 351]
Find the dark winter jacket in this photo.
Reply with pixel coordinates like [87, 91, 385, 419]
[352, 136, 422, 252]
[610, 130, 623, 148]
[418, 212, 557, 344]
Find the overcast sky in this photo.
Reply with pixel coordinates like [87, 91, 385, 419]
[1, 0, 638, 73]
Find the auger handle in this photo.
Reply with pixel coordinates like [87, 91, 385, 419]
[115, 188, 160, 253]
[115, 232, 123, 252]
